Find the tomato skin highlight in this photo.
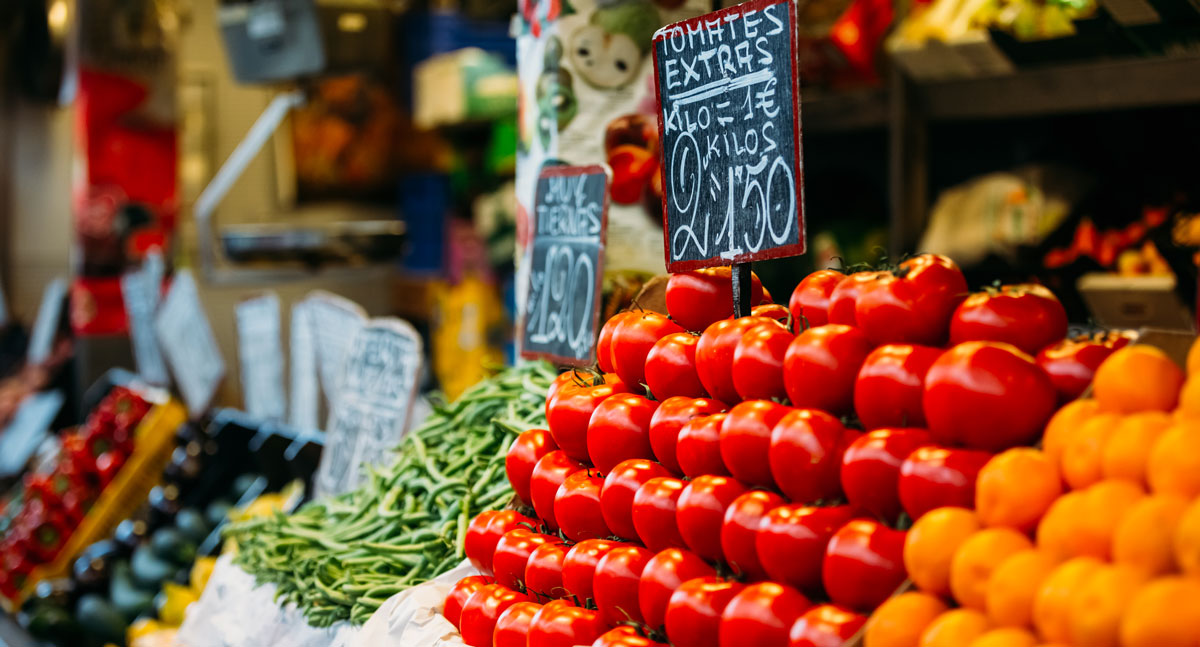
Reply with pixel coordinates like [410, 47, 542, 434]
[610, 312, 685, 388]
[854, 254, 967, 347]
[853, 344, 941, 430]
[664, 577, 747, 647]
[789, 269, 844, 328]
[721, 490, 786, 581]
[593, 545, 654, 626]
[600, 459, 670, 541]
[528, 599, 607, 647]
[677, 413, 731, 478]
[649, 396, 726, 475]
[666, 267, 766, 332]
[562, 539, 620, 601]
[923, 341, 1057, 451]
[530, 451, 587, 530]
[897, 445, 992, 520]
[444, 575, 495, 629]
[840, 428, 933, 523]
[677, 475, 751, 562]
[460, 583, 531, 647]
[769, 409, 859, 504]
[783, 324, 872, 415]
[645, 332, 708, 400]
[787, 604, 868, 647]
[555, 470, 612, 542]
[949, 283, 1068, 356]
[732, 322, 794, 401]
[718, 581, 812, 647]
[719, 400, 792, 488]
[632, 476, 689, 552]
[822, 520, 908, 612]
[697, 316, 777, 404]
[548, 383, 630, 462]
[507, 428, 559, 506]
[493, 600, 543, 647]
[587, 393, 659, 474]
[639, 548, 717, 631]
[756, 504, 863, 595]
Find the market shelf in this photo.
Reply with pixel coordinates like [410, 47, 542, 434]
[802, 87, 890, 133]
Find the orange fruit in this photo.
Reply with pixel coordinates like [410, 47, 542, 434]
[976, 449, 1062, 533]
[1031, 556, 1104, 644]
[904, 507, 982, 597]
[950, 528, 1034, 611]
[1071, 479, 1145, 561]
[1100, 411, 1172, 484]
[1035, 490, 1088, 561]
[1147, 421, 1200, 498]
[1093, 345, 1184, 414]
[918, 608, 990, 647]
[864, 591, 950, 647]
[1060, 412, 1122, 490]
[1174, 496, 1200, 576]
[984, 549, 1058, 629]
[1188, 336, 1200, 375]
[1065, 563, 1148, 647]
[967, 628, 1038, 647]
[1113, 493, 1190, 576]
[1119, 576, 1200, 647]
[1177, 375, 1200, 419]
[1042, 398, 1099, 468]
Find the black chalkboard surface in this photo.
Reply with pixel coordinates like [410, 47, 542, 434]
[653, 0, 806, 272]
[521, 165, 610, 366]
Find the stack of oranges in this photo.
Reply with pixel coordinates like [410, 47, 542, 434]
[862, 340, 1200, 647]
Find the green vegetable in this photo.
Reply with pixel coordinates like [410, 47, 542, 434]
[174, 508, 211, 544]
[225, 362, 554, 627]
[130, 545, 176, 589]
[110, 562, 155, 621]
[150, 528, 197, 566]
[74, 594, 127, 646]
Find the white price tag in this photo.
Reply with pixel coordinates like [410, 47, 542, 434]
[288, 300, 320, 431]
[306, 291, 367, 420]
[154, 270, 226, 417]
[27, 278, 66, 364]
[236, 292, 286, 421]
[121, 264, 169, 386]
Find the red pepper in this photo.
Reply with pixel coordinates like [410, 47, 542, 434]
[19, 500, 73, 563]
[95, 449, 127, 488]
[82, 419, 117, 458]
[61, 489, 96, 523]
[62, 432, 99, 478]
[24, 473, 66, 508]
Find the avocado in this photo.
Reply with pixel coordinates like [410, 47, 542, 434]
[204, 499, 234, 527]
[24, 602, 83, 645]
[130, 545, 176, 589]
[74, 594, 127, 646]
[174, 508, 211, 544]
[150, 528, 196, 566]
[109, 562, 155, 621]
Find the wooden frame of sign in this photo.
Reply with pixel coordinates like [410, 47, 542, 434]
[652, 0, 806, 306]
[519, 164, 611, 367]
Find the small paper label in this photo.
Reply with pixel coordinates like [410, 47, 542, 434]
[155, 270, 226, 417]
[288, 300, 320, 431]
[306, 291, 367, 420]
[27, 278, 66, 364]
[121, 262, 169, 386]
[236, 292, 286, 421]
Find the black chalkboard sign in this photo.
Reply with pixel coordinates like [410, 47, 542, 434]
[521, 165, 610, 366]
[652, 0, 806, 272]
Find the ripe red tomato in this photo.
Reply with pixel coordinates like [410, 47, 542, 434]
[494, 601, 543, 647]
[649, 397, 726, 475]
[591, 626, 668, 647]
[507, 428, 559, 506]
[769, 409, 859, 504]
[546, 374, 626, 429]
[611, 312, 685, 387]
[645, 333, 707, 400]
[696, 316, 777, 403]
[632, 477, 688, 552]
[598, 313, 637, 373]
[525, 542, 570, 601]
[783, 325, 872, 414]
[494, 602, 542, 647]
[822, 520, 907, 612]
[949, 284, 1068, 355]
[719, 400, 792, 488]
[555, 470, 612, 541]
[562, 539, 619, 601]
[853, 344, 941, 430]
[601, 459, 670, 540]
[751, 303, 791, 324]
[677, 413, 731, 478]
[528, 599, 607, 647]
[788, 604, 868, 647]
[1036, 337, 1119, 403]
[587, 394, 659, 474]
[789, 270, 844, 328]
[826, 271, 876, 326]
[677, 475, 750, 562]
[756, 504, 862, 594]
[547, 372, 580, 409]
[721, 490, 785, 580]
[466, 510, 536, 575]
[494, 529, 555, 590]
[444, 575, 495, 629]
[639, 548, 717, 631]
[594, 545, 654, 626]
[898, 446, 992, 520]
[840, 428, 932, 523]
[664, 577, 746, 647]
[460, 584, 531, 647]
[853, 254, 968, 347]
[923, 341, 1056, 451]
[666, 267, 766, 331]
[548, 383, 629, 462]
[718, 582, 812, 647]
[530, 451, 587, 530]
[733, 322, 794, 401]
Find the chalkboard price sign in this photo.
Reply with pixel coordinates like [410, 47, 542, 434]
[652, 0, 805, 272]
[521, 165, 610, 366]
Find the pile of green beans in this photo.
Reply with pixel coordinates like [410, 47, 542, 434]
[224, 361, 555, 627]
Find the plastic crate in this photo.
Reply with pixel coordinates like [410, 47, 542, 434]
[13, 398, 187, 607]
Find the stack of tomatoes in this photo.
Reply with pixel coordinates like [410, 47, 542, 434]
[444, 256, 1108, 647]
